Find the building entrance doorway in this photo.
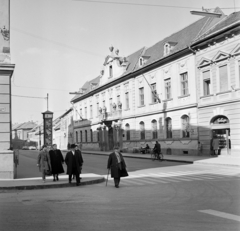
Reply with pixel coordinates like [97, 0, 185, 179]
[211, 115, 230, 155]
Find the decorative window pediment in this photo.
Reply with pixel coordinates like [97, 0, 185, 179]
[230, 43, 240, 56]
[212, 51, 229, 62]
[198, 57, 212, 67]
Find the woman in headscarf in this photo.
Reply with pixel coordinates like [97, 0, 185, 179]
[107, 146, 128, 188]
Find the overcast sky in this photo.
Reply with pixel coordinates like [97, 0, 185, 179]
[10, 0, 239, 124]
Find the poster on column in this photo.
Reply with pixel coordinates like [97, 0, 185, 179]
[0, 0, 10, 64]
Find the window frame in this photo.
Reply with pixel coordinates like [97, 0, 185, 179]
[181, 115, 190, 138]
[139, 87, 145, 106]
[125, 123, 130, 141]
[151, 119, 158, 139]
[125, 92, 129, 109]
[165, 117, 172, 139]
[164, 78, 172, 100]
[151, 83, 157, 103]
[180, 72, 189, 96]
[140, 121, 145, 140]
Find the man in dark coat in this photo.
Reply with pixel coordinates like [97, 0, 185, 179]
[49, 144, 64, 181]
[65, 144, 84, 186]
[107, 146, 128, 188]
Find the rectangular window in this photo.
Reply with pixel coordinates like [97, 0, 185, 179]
[203, 70, 211, 96]
[85, 107, 87, 119]
[151, 83, 157, 103]
[97, 103, 99, 116]
[165, 79, 171, 99]
[80, 108, 82, 118]
[109, 98, 112, 112]
[219, 65, 228, 92]
[139, 87, 144, 106]
[117, 95, 120, 104]
[180, 72, 188, 96]
[125, 92, 129, 109]
[90, 105, 93, 118]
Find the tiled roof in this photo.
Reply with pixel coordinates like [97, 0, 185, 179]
[71, 8, 238, 103]
[15, 121, 37, 130]
[136, 10, 226, 69]
[194, 11, 240, 42]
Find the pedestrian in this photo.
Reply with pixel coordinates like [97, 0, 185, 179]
[107, 146, 128, 188]
[65, 144, 84, 186]
[212, 135, 219, 156]
[37, 145, 52, 183]
[49, 144, 64, 181]
[153, 141, 162, 160]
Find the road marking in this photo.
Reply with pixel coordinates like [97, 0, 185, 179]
[199, 210, 240, 222]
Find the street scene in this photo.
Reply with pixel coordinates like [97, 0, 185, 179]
[0, 0, 240, 230]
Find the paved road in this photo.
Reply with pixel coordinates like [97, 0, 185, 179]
[16, 150, 188, 178]
[1, 164, 239, 231]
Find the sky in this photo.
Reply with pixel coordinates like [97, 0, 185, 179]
[10, 0, 239, 124]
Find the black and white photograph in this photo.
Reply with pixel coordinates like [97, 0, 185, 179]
[0, 0, 240, 230]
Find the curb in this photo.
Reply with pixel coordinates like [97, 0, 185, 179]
[82, 151, 194, 163]
[0, 177, 105, 190]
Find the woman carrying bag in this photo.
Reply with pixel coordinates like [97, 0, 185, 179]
[37, 145, 52, 183]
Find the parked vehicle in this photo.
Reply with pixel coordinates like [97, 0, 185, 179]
[28, 146, 37, 150]
[22, 146, 29, 150]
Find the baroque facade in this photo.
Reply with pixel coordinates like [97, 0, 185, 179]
[71, 10, 240, 156]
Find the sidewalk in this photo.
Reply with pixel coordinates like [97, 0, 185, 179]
[0, 173, 105, 190]
[81, 150, 240, 168]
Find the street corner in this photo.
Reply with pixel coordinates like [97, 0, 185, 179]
[0, 175, 105, 190]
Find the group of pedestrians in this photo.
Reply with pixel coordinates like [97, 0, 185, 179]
[37, 143, 83, 186]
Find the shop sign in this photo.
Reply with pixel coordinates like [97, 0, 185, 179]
[213, 116, 229, 124]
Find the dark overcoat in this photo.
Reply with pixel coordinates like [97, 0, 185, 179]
[107, 152, 128, 178]
[154, 143, 161, 153]
[49, 149, 64, 174]
[65, 150, 84, 175]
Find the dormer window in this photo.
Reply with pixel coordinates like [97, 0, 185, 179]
[164, 42, 177, 56]
[164, 43, 170, 56]
[109, 65, 113, 78]
[139, 57, 144, 67]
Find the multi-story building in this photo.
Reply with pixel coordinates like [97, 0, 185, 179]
[192, 11, 240, 155]
[71, 9, 239, 156]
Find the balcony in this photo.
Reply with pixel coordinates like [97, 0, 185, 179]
[74, 119, 91, 128]
[98, 109, 122, 122]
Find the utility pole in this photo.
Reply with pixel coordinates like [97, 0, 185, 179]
[47, 93, 48, 110]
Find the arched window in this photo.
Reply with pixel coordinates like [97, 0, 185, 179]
[152, 119, 158, 139]
[181, 115, 190, 138]
[76, 131, 78, 143]
[90, 129, 93, 142]
[166, 117, 172, 138]
[85, 130, 87, 142]
[140, 121, 145, 140]
[125, 123, 130, 141]
[80, 131, 82, 142]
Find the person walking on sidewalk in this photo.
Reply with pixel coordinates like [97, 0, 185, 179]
[49, 144, 64, 182]
[37, 145, 52, 183]
[107, 146, 128, 188]
[65, 144, 84, 186]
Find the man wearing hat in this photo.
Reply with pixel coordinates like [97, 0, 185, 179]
[107, 146, 128, 188]
[65, 144, 84, 186]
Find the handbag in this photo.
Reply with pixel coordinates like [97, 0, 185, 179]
[44, 169, 52, 176]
